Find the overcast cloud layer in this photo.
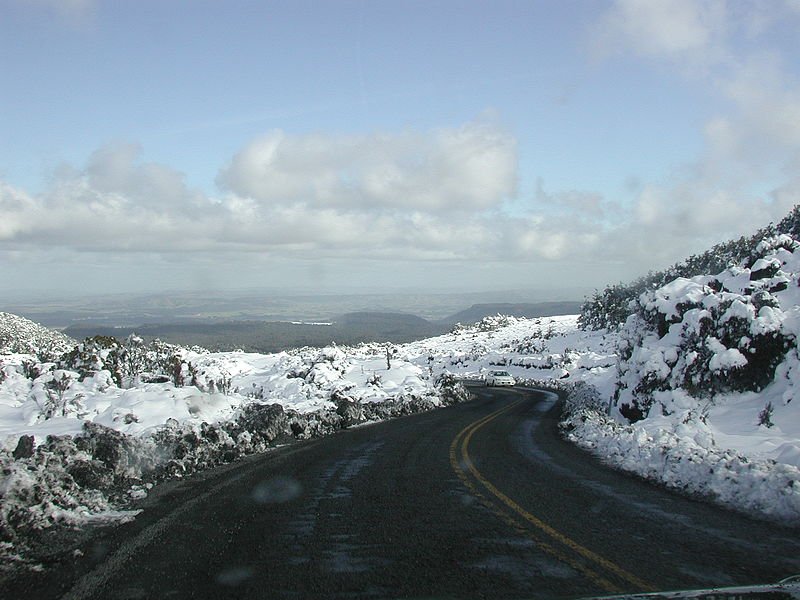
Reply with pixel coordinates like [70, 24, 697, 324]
[1, 1, 799, 297]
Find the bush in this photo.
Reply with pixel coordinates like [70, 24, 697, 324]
[611, 233, 798, 421]
[579, 206, 800, 331]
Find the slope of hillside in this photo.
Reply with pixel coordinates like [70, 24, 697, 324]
[580, 205, 800, 330]
[563, 226, 800, 523]
[439, 302, 582, 325]
[0, 312, 74, 359]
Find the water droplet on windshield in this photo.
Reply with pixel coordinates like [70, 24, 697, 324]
[251, 476, 302, 504]
[216, 566, 255, 586]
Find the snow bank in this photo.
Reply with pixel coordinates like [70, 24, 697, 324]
[549, 233, 800, 525]
[402, 311, 800, 524]
[560, 383, 800, 525]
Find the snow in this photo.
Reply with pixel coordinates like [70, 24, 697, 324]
[647, 277, 711, 319]
[2, 274, 800, 569]
[707, 343, 747, 372]
[0, 344, 439, 449]
[557, 234, 800, 525]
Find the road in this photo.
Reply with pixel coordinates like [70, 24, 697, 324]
[9, 385, 800, 599]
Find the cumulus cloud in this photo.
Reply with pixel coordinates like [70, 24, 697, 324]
[217, 120, 517, 213]
[586, 0, 800, 272]
[590, 0, 730, 71]
[0, 120, 544, 266]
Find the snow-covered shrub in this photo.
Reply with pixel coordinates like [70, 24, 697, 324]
[42, 370, 77, 418]
[758, 402, 775, 428]
[453, 314, 520, 335]
[0, 312, 75, 361]
[59, 335, 191, 388]
[578, 283, 636, 331]
[562, 381, 606, 414]
[579, 208, 800, 331]
[613, 233, 800, 422]
[435, 373, 470, 405]
[118, 335, 193, 387]
[59, 336, 121, 383]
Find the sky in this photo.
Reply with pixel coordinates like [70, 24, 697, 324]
[1, 0, 799, 300]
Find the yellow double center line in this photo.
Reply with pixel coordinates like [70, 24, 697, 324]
[449, 397, 654, 595]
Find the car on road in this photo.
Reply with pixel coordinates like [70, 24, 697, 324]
[485, 370, 515, 387]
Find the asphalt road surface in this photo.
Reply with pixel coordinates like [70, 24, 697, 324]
[10, 385, 800, 599]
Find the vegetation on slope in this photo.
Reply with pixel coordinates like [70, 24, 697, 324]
[579, 205, 800, 331]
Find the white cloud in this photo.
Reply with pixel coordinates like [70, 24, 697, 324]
[591, 0, 729, 71]
[585, 0, 800, 273]
[17, 0, 96, 26]
[0, 182, 39, 240]
[82, 142, 206, 211]
[217, 120, 517, 213]
[6, 125, 786, 293]
[0, 120, 533, 264]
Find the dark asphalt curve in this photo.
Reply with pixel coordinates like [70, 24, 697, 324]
[13, 386, 800, 599]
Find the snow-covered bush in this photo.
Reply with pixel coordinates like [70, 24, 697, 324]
[435, 373, 470, 405]
[452, 314, 520, 335]
[614, 234, 800, 422]
[0, 313, 75, 361]
[59, 335, 193, 388]
[579, 206, 800, 331]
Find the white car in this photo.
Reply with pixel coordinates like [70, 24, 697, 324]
[485, 370, 515, 387]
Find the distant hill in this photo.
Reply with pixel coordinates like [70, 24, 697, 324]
[0, 312, 75, 359]
[439, 302, 582, 325]
[335, 312, 445, 342]
[59, 303, 582, 352]
[63, 320, 326, 353]
[63, 312, 448, 353]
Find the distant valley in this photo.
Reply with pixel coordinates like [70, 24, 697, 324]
[60, 302, 582, 352]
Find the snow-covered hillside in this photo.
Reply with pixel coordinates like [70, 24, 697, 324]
[0, 314, 610, 453]
[609, 233, 800, 471]
[0, 312, 74, 359]
[563, 233, 800, 524]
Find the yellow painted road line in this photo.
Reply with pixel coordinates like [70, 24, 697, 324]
[450, 397, 655, 594]
[449, 401, 622, 594]
[450, 419, 622, 592]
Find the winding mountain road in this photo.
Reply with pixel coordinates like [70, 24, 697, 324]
[11, 385, 800, 598]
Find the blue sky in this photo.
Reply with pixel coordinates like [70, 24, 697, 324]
[1, 1, 799, 298]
